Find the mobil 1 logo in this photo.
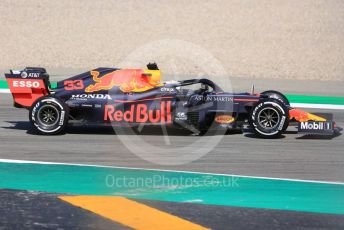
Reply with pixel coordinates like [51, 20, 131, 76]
[298, 121, 334, 134]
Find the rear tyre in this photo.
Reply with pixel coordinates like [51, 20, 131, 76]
[29, 96, 69, 135]
[261, 90, 290, 106]
[250, 99, 289, 138]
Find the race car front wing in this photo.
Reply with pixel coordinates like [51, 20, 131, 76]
[298, 121, 342, 135]
[289, 108, 342, 135]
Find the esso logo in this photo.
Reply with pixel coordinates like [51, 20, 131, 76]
[12, 80, 41, 88]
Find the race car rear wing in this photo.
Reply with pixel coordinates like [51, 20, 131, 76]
[5, 67, 50, 108]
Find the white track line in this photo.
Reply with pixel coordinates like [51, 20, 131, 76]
[291, 103, 344, 110]
[0, 158, 343, 185]
[0, 89, 10, 93]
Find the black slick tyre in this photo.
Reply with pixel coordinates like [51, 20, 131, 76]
[250, 98, 289, 138]
[261, 90, 290, 106]
[29, 96, 69, 135]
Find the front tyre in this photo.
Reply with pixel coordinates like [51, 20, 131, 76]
[261, 90, 290, 106]
[250, 99, 289, 138]
[29, 96, 69, 135]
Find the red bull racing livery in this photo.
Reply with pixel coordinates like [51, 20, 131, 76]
[4, 64, 342, 137]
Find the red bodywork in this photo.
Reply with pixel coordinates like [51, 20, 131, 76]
[6, 78, 49, 107]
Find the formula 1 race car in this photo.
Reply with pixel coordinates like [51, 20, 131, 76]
[4, 64, 342, 137]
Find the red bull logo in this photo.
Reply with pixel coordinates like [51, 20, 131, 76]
[104, 101, 172, 123]
[85, 69, 162, 93]
[289, 109, 326, 122]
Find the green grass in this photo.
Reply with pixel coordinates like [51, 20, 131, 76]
[286, 94, 344, 105]
[0, 79, 8, 89]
